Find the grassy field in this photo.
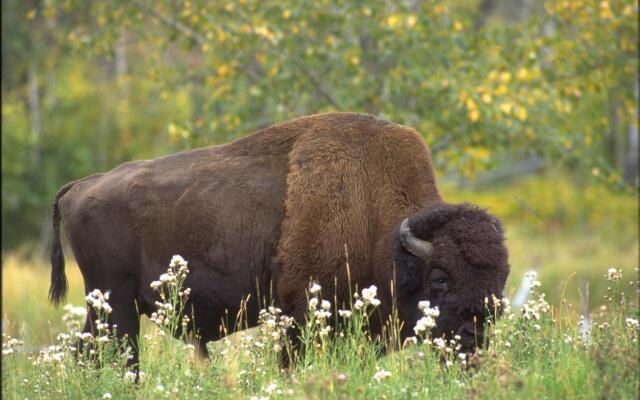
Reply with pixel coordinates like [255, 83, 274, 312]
[2, 255, 638, 399]
[2, 174, 638, 399]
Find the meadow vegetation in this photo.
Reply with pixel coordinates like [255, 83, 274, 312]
[2, 252, 638, 400]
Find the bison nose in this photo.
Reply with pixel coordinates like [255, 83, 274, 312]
[456, 321, 484, 350]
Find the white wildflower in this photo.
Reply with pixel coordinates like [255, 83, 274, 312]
[170, 254, 187, 267]
[338, 309, 352, 318]
[309, 283, 322, 294]
[606, 268, 621, 281]
[354, 299, 364, 310]
[432, 337, 447, 349]
[414, 316, 436, 335]
[361, 285, 381, 307]
[321, 300, 331, 310]
[525, 271, 541, 288]
[124, 371, 137, 383]
[373, 368, 392, 383]
[308, 297, 319, 310]
[403, 336, 418, 346]
[56, 333, 71, 342]
[102, 393, 112, 399]
[264, 382, 278, 394]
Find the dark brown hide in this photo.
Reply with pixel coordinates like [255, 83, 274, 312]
[49, 112, 509, 363]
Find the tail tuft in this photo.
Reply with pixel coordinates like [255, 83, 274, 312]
[48, 182, 76, 306]
[49, 235, 67, 305]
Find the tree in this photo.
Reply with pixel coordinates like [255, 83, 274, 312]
[1, 0, 637, 250]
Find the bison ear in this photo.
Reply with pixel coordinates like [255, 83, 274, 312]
[399, 218, 433, 259]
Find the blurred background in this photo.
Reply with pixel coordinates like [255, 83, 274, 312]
[2, 0, 637, 345]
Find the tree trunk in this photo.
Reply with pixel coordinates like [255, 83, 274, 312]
[28, 65, 41, 166]
[623, 82, 638, 185]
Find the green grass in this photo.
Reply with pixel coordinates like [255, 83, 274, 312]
[2, 261, 638, 399]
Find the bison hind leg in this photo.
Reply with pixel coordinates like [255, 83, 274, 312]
[75, 287, 141, 377]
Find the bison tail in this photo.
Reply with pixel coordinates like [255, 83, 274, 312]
[49, 181, 76, 306]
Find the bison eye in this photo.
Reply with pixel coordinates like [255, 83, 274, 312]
[431, 279, 448, 291]
[429, 268, 449, 291]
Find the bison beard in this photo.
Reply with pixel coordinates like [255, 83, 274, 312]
[49, 112, 510, 369]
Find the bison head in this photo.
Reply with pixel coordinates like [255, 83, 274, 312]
[393, 203, 510, 353]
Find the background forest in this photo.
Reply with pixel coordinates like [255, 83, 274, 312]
[2, 1, 638, 399]
[2, 0, 637, 253]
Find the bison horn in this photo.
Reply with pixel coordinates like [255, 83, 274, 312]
[399, 218, 433, 259]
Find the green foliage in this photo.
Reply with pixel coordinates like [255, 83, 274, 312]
[441, 170, 638, 240]
[1, 0, 637, 249]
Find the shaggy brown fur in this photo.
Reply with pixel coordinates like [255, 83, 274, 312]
[49, 112, 509, 366]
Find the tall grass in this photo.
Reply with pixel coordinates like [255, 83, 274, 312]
[3, 226, 636, 346]
[2, 256, 638, 399]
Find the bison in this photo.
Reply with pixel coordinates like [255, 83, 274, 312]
[49, 112, 509, 368]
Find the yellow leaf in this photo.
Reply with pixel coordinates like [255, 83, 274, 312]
[585, 135, 592, 147]
[466, 98, 478, 111]
[516, 107, 527, 121]
[25, 9, 36, 20]
[499, 71, 512, 83]
[622, 5, 634, 16]
[517, 67, 530, 81]
[499, 102, 513, 114]
[599, 1, 614, 19]
[482, 93, 492, 104]
[453, 21, 463, 31]
[468, 109, 480, 122]
[407, 15, 417, 28]
[282, 9, 292, 19]
[217, 64, 229, 77]
[495, 85, 508, 96]
[387, 14, 400, 28]
[434, 5, 448, 15]
[526, 129, 535, 139]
